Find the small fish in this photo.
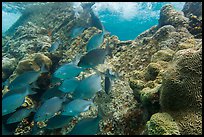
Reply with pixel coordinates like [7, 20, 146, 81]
[48, 39, 61, 53]
[78, 45, 112, 69]
[70, 26, 85, 40]
[7, 108, 35, 124]
[105, 75, 112, 95]
[68, 105, 106, 135]
[8, 64, 48, 90]
[40, 86, 65, 102]
[90, 11, 103, 31]
[86, 31, 104, 52]
[34, 96, 65, 122]
[50, 75, 63, 86]
[3, 84, 36, 99]
[104, 69, 118, 95]
[61, 99, 94, 116]
[58, 78, 80, 93]
[46, 115, 73, 129]
[73, 74, 102, 99]
[2, 85, 36, 116]
[53, 63, 84, 80]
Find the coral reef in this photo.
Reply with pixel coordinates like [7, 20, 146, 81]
[160, 47, 202, 135]
[158, 5, 189, 28]
[146, 112, 180, 135]
[2, 57, 17, 81]
[2, 2, 202, 135]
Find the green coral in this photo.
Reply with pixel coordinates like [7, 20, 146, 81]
[151, 48, 175, 62]
[160, 47, 202, 134]
[146, 112, 180, 135]
[144, 63, 162, 81]
[139, 84, 161, 106]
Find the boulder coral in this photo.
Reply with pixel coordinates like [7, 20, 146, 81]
[160, 47, 202, 134]
[146, 112, 180, 135]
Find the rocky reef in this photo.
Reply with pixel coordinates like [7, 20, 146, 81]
[2, 2, 202, 135]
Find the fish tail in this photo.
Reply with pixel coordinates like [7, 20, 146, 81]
[40, 64, 48, 73]
[97, 104, 106, 119]
[26, 85, 37, 95]
[105, 40, 112, 57]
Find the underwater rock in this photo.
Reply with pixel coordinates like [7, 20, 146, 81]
[152, 25, 176, 42]
[144, 63, 162, 81]
[158, 4, 189, 28]
[146, 112, 180, 135]
[182, 2, 202, 19]
[2, 57, 17, 80]
[15, 53, 52, 75]
[151, 48, 175, 63]
[139, 84, 161, 106]
[160, 47, 202, 134]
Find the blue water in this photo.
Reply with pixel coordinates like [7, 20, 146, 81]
[93, 2, 185, 40]
[2, 10, 21, 34]
[2, 2, 185, 40]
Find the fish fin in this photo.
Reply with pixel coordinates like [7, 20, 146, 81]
[103, 30, 110, 35]
[72, 53, 83, 65]
[105, 40, 112, 57]
[92, 68, 105, 76]
[26, 85, 37, 95]
[40, 64, 48, 73]
[30, 82, 40, 89]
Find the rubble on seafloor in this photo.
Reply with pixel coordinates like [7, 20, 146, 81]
[2, 2, 202, 135]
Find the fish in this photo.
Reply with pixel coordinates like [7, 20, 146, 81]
[50, 75, 63, 86]
[7, 108, 35, 124]
[61, 99, 94, 116]
[8, 64, 48, 90]
[86, 31, 104, 52]
[48, 39, 62, 53]
[105, 75, 112, 95]
[3, 84, 36, 99]
[104, 69, 118, 95]
[46, 115, 73, 129]
[73, 74, 102, 99]
[70, 26, 85, 40]
[53, 63, 84, 80]
[58, 78, 80, 93]
[78, 45, 112, 69]
[90, 10, 103, 31]
[40, 86, 65, 102]
[68, 105, 106, 135]
[34, 96, 65, 122]
[2, 85, 36, 116]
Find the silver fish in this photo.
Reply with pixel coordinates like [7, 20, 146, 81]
[61, 99, 94, 116]
[73, 74, 102, 99]
[7, 108, 35, 124]
[78, 45, 112, 69]
[2, 85, 35, 116]
[54, 63, 84, 80]
[46, 115, 73, 129]
[8, 64, 48, 90]
[34, 96, 65, 122]
[58, 78, 80, 93]
[48, 39, 61, 53]
[86, 31, 104, 52]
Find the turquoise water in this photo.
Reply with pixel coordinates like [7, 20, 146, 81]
[2, 2, 185, 40]
[93, 2, 185, 40]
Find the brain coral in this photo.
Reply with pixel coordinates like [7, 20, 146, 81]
[160, 47, 202, 134]
[146, 112, 180, 135]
